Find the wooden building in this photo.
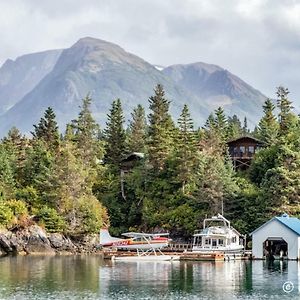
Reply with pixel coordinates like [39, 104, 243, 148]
[120, 152, 145, 174]
[251, 213, 300, 260]
[227, 135, 263, 170]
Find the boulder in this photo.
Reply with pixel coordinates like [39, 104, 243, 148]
[23, 225, 55, 255]
[48, 233, 76, 252]
[0, 233, 13, 253]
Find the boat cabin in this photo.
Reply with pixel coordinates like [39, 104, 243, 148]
[192, 214, 244, 253]
[227, 135, 263, 170]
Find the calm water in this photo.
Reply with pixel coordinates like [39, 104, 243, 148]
[0, 256, 299, 299]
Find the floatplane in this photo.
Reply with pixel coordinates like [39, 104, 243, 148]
[100, 228, 180, 261]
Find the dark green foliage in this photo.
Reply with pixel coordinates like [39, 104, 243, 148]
[148, 84, 174, 171]
[277, 86, 294, 135]
[175, 104, 198, 193]
[32, 107, 59, 150]
[71, 95, 101, 166]
[104, 99, 127, 171]
[128, 104, 147, 153]
[257, 99, 278, 145]
[3, 83, 300, 239]
[37, 206, 66, 233]
[227, 115, 242, 139]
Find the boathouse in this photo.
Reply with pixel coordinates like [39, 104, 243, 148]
[251, 214, 300, 260]
[227, 135, 263, 170]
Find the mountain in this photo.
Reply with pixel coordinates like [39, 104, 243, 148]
[162, 62, 266, 124]
[0, 50, 62, 115]
[0, 37, 266, 136]
[0, 37, 208, 136]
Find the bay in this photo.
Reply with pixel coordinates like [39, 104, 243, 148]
[0, 256, 299, 299]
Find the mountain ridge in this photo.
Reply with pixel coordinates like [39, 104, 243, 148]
[0, 37, 266, 136]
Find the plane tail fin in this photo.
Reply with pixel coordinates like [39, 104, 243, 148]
[100, 228, 123, 245]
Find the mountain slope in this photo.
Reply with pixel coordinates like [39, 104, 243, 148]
[163, 62, 266, 124]
[0, 37, 207, 135]
[0, 38, 267, 136]
[0, 50, 62, 115]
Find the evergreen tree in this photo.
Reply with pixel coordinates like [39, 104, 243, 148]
[277, 86, 295, 136]
[242, 117, 249, 135]
[214, 107, 228, 143]
[175, 104, 198, 193]
[32, 107, 59, 150]
[148, 84, 174, 171]
[0, 144, 16, 199]
[128, 104, 147, 153]
[227, 115, 242, 139]
[257, 98, 278, 145]
[71, 95, 101, 166]
[104, 99, 127, 170]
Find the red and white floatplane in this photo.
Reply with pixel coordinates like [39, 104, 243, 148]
[100, 228, 180, 261]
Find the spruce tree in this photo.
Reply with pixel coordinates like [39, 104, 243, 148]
[257, 98, 278, 145]
[104, 99, 127, 170]
[242, 117, 249, 135]
[147, 84, 174, 170]
[175, 104, 198, 193]
[214, 107, 228, 143]
[277, 86, 294, 136]
[128, 104, 147, 153]
[71, 95, 101, 166]
[32, 107, 59, 150]
[227, 115, 242, 139]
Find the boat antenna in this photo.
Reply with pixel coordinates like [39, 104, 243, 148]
[221, 198, 224, 215]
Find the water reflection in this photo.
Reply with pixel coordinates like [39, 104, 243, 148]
[0, 256, 299, 299]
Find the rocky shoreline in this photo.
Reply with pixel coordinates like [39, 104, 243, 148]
[0, 225, 102, 256]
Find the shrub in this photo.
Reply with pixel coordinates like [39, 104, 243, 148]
[0, 203, 14, 227]
[16, 186, 40, 211]
[77, 196, 109, 234]
[5, 199, 28, 217]
[37, 206, 66, 233]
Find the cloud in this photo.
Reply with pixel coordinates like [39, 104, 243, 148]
[1, 0, 300, 107]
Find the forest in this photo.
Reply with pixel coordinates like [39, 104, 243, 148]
[0, 84, 299, 240]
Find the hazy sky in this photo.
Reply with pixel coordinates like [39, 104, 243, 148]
[1, 0, 300, 107]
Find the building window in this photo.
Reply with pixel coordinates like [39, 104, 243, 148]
[240, 146, 245, 157]
[218, 239, 224, 245]
[205, 239, 211, 245]
[248, 146, 254, 156]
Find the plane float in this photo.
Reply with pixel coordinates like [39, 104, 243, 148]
[100, 228, 180, 261]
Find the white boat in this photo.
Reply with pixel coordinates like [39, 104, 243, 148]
[192, 214, 244, 254]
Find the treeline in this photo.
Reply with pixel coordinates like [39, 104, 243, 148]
[0, 85, 299, 237]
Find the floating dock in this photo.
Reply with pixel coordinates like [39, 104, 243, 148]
[103, 250, 250, 261]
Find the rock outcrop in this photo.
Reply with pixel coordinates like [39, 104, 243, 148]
[0, 225, 100, 256]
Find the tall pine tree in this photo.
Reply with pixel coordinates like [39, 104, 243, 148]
[147, 84, 174, 171]
[128, 104, 147, 153]
[175, 104, 198, 193]
[104, 99, 127, 171]
[71, 95, 101, 166]
[257, 98, 278, 145]
[32, 107, 59, 151]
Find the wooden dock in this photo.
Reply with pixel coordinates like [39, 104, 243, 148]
[102, 250, 249, 261]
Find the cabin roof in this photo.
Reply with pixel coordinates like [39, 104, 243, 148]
[227, 135, 263, 145]
[121, 152, 145, 163]
[250, 214, 300, 236]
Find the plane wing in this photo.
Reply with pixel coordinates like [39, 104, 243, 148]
[121, 232, 169, 238]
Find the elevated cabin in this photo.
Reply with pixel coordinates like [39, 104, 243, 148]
[120, 152, 145, 174]
[227, 135, 263, 170]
